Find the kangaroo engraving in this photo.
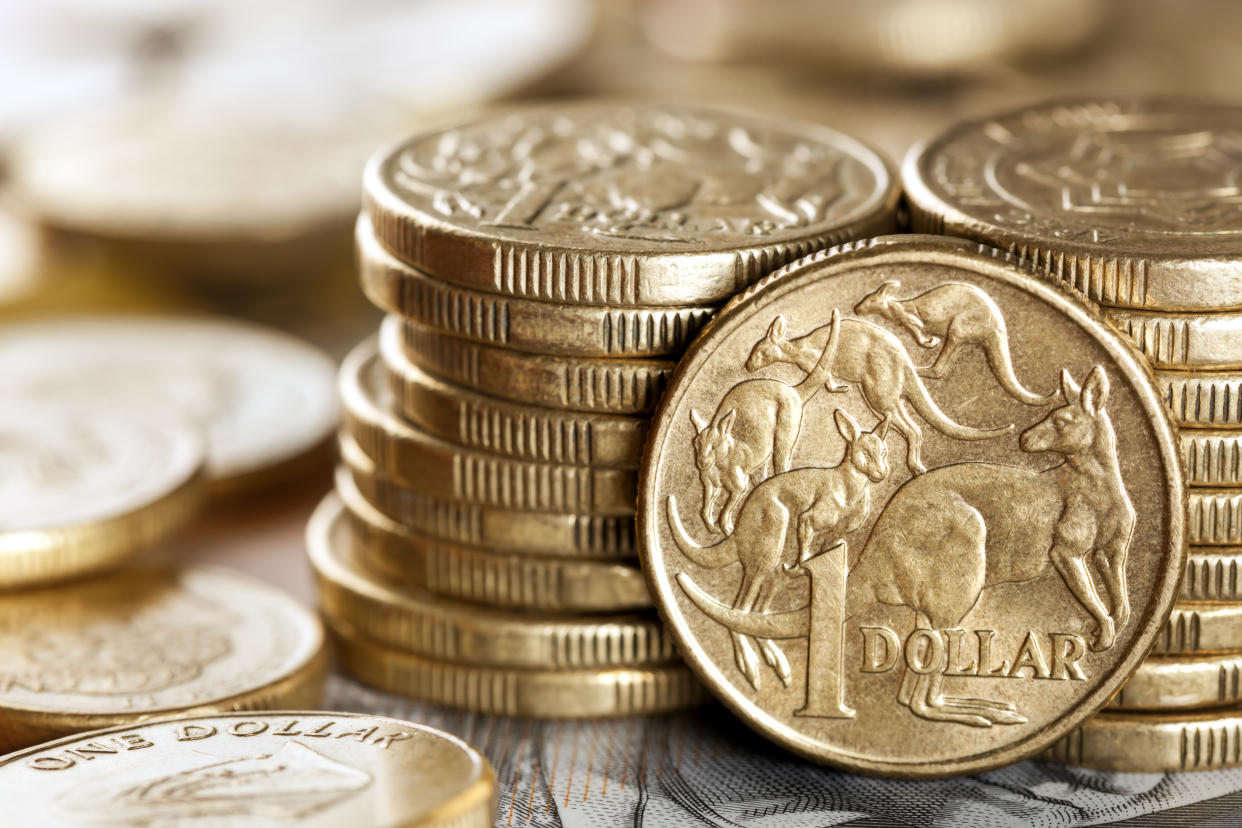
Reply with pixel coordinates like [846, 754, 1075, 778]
[745, 315, 1013, 474]
[670, 409, 890, 691]
[855, 281, 1055, 406]
[692, 309, 846, 534]
[843, 365, 1133, 726]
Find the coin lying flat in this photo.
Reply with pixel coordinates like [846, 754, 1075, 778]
[310, 494, 670, 669]
[381, 323, 649, 468]
[396, 316, 673, 415]
[1148, 601, 1242, 655]
[1182, 429, 1242, 487]
[343, 340, 635, 516]
[358, 215, 714, 357]
[0, 316, 338, 491]
[1043, 706, 1242, 772]
[905, 98, 1242, 311]
[641, 235, 1184, 777]
[364, 103, 899, 307]
[337, 473, 652, 612]
[1107, 308, 1242, 370]
[1107, 652, 1242, 711]
[0, 402, 204, 589]
[0, 566, 325, 752]
[332, 622, 706, 718]
[1189, 489, 1242, 545]
[1183, 548, 1242, 601]
[0, 712, 495, 828]
[1159, 369, 1242, 429]
[341, 439, 637, 559]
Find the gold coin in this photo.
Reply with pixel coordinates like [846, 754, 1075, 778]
[640, 235, 1185, 777]
[1106, 307, 1242, 370]
[0, 315, 338, 492]
[343, 339, 635, 516]
[0, 566, 325, 752]
[1043, 706, 1242, 772]
[1148, 601, 1242, 655]
[337, 470, 653, 612]
[341, 439, 637, 559]
[1159, 369, 1242, 429]
[331, 622, 707, 718]
[358, 215, 713, 357]
[1182, 428, 1242, 487]
[904, 98, 1242, 311]
[1107, 651, 1242, 711]
[380, 322, 648, 468]
[394, 316, 673, 415]
[0, 401, 205, 589]
[0, 711, 495, 827]
[309, 494, 670, 668]
[1183, 547, 1242, 601]
[364, 103, 898, 307]
[1189, 488, 1242, 545]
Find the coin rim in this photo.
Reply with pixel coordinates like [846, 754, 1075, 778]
[638, 233, 1187, 777]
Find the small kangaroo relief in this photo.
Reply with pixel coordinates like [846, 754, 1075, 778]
[670, 409, 891, 691]
[745, 312, 1012, 474]
[855, 281, 1056, 406]
[691, 309, 846, 534]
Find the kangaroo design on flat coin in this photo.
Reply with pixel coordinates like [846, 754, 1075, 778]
[673, 408, 889, 691]
[691, 310, 846, 535]
[855, 281, 1055, 405]
[640, 235, 1183, 776]
[744, 312, 1012, 474]
[56, 741, 370, 823]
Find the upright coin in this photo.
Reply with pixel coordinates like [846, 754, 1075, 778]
[0, 402, 204, 589]
[905, 98, 1242, 311]
[640, 235, 1184, 776]
[0, 316, 339, 492]
[365, 103, 899, 307]
[309, 494, 670, 668]
[0, 712, 495, 828]
[1044, 706, 1242, 772]
[381, 323, 649, 468]
[0, 567, 325, 751]
[342, 339, 636, 515]
[358, 215, 714, 357]
[396, 316, 673, 415]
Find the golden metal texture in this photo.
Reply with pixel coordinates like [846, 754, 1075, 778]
[1181, 429, 1242, 487]
[1189, 488, 1242, 545]
[1044, 706, 1242, 772]
[1108, 651, 1242, 711]
[1147, 601, 1242, 655]
[1106, 307, 1242, 370]
[1183, 547, 1242, 601]
[1158, 369, 1242, 429]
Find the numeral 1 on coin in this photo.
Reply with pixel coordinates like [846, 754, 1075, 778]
[796, 541, 854, 719]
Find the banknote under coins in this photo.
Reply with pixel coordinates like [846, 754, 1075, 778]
[640, 234, 1185, 777]
[907, 96, 1242, 771]
[0, 315, 338, 494]
[0, 401, 204, 589]
[0, 711, 496, 828]
[0, 566, 326, 752]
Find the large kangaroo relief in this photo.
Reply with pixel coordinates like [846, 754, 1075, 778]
[675, 364, 1136, 728]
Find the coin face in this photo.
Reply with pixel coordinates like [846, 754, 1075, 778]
[639, 235, 1184, 776]
[0, 401, 204, 588]
[904, 98, 1242, 310]
[365, 103, 899, 306]
[0, 711, 495, 828]
[0, 316, 338, 489]
[0, 566, 325, 750]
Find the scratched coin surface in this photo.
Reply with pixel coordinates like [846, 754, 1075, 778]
[0, 401, 204, 589]
[0, 711, 495, 828]
[904, 98, 1242, 311]
[364, 103, 899, 307]
[0, 566, 325, 752]
[0, 316, 338, 491]
[639, 234, 1184, 776]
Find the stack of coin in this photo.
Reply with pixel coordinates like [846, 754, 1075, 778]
[905, 96, 1242, 772]
[313, 102, 901, 717]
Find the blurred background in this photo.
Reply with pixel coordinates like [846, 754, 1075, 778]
[2, 0, 1238, 594]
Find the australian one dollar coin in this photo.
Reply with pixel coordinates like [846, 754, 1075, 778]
[639, 234, 1185, 776]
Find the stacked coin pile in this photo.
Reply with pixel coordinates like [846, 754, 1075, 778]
[311, 102, 901, 717]
[905, 97, 1242, 772]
